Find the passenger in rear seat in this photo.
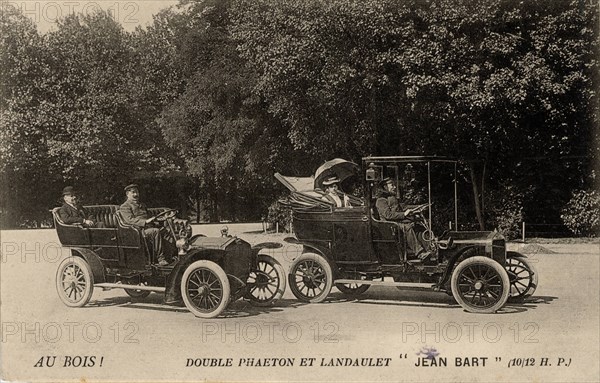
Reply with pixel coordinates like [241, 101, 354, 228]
[119, 184, 174, 266]
[58, 186, 105, 228]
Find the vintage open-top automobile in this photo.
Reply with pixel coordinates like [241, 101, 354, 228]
[277, 156, 538, 313]
[52, 205, 286, 318]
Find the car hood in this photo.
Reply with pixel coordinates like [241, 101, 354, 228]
[189, 236, 249, 250]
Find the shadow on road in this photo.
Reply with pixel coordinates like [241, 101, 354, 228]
[222, 299, 308, 318]
[324, 289, 557, 314]
[326, 291, 461, 311]
[86, 289, 556, 316]
[501, 295, 558, 314]
[87, 294, 307, 318]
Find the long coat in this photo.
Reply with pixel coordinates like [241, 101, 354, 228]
[375, 190, 410, 221]
[119, 199, 150, 228]
[57, 203, 88, 224]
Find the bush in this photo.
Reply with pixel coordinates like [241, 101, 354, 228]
[485, 183, 527, 240]
[267, 198, 292, 233]
[561, 190, 600, 237]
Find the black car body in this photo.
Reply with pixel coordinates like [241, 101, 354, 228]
[278, 156, 538, 313]
[52, 205, 285, 318]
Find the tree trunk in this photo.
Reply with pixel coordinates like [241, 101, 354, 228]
[195, 181, 201, 224]
[213, 188, 219, 223]
[470, 165, 485, 231]
[481, 161, 486, 221]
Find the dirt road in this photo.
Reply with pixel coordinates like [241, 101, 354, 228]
[1, 229, 598, 382]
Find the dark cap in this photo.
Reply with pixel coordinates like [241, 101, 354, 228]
[380, 177, 394, 186]
[124, 183, 139, 192]
[62, 186, 77, 196]
[322, 176, 340, 186]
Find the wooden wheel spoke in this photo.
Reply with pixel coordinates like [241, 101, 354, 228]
[514, 280, 529, 288]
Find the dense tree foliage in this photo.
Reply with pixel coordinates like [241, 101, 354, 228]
[1, 6, 50, 225]
[231, 0, 598, 230]
[0, 0, 597, 234]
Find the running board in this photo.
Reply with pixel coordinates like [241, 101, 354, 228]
[333, 279, 439, 290]
[95, 283, 166, 293]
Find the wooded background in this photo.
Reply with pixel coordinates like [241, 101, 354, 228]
[1, 0, 598, 236]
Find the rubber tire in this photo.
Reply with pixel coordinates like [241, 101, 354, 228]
[246, 255, 286, 306]
[56, 257, 94, 308]
[288, 252, 333, 303]
[335, 283, 370, 296]
[451, 256, 510, 313]
[506, 254, 538, 302]
[181, 260, 230, 318]
[125, 289, 151, 299]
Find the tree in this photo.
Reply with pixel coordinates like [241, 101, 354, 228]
[231, 0, 598, 229]
[0, 5, 51, 226]
[157, 0, 308, 221]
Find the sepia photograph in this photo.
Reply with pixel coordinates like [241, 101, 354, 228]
[1, 0, 598, 382]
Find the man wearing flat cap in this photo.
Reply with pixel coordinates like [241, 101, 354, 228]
[58, 186, 102, 227]
[119, 184, 173, 266]
[376, 177, 430, 260]
[320, 176, 351, 208]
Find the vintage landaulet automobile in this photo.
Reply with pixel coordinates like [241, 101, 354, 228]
[276, 156, 538, 314]
[51, 204, 286, 318]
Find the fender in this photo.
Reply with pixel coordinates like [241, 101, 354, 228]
[250, 242, 283, 267]
[436, 245, 482, 288]
[251, 242, 283, 252]
[164, 248, 228, 303]
[301, 244, 332, 260]
[507, 251, 528, 259]
[283, 237, 330, 259]
[70, 247, 106, 283]
[282, 236, 339, 279]
[283, 236, 332, 261]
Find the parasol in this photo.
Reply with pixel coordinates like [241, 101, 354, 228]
[313, 158, 359, 190]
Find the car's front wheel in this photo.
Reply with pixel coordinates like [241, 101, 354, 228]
[56, 257, 94, 308]
[181, 260, 230, 318]
[451, 256, 510, 313]
[245, 255, 286, 306]
[288, 253, 333, 303]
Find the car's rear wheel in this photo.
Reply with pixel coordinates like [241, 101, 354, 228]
[56, 257, 94, 307]
[335, 282, 370, 296]
[451, 256, 510, 313]
[181, 260, 230, 318]
[125, 289, 151, 299]
[289, 253, 333, 303]
[506, 254, 538, 302]
[245, 255, 286, 306]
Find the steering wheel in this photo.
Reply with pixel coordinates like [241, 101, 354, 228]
[153, 209, 177, 222]
[410, 204, 436, 244]
[409, 203, 430, 216]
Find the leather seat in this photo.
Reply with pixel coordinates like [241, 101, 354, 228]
[54, 204, 190, 236]
[83, 205, 119, 228]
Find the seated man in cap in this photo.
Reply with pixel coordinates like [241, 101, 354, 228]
[376, 177, 431, 261]
[320, 176, 351, 207]
[119, 184, 175, 266]
[58, 186, 104, 228]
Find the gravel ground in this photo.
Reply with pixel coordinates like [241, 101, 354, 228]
[1, 229, 598, 382]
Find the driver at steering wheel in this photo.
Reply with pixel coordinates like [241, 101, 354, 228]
[119, 184, 175, 266]
[376, 177, 431, 261]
